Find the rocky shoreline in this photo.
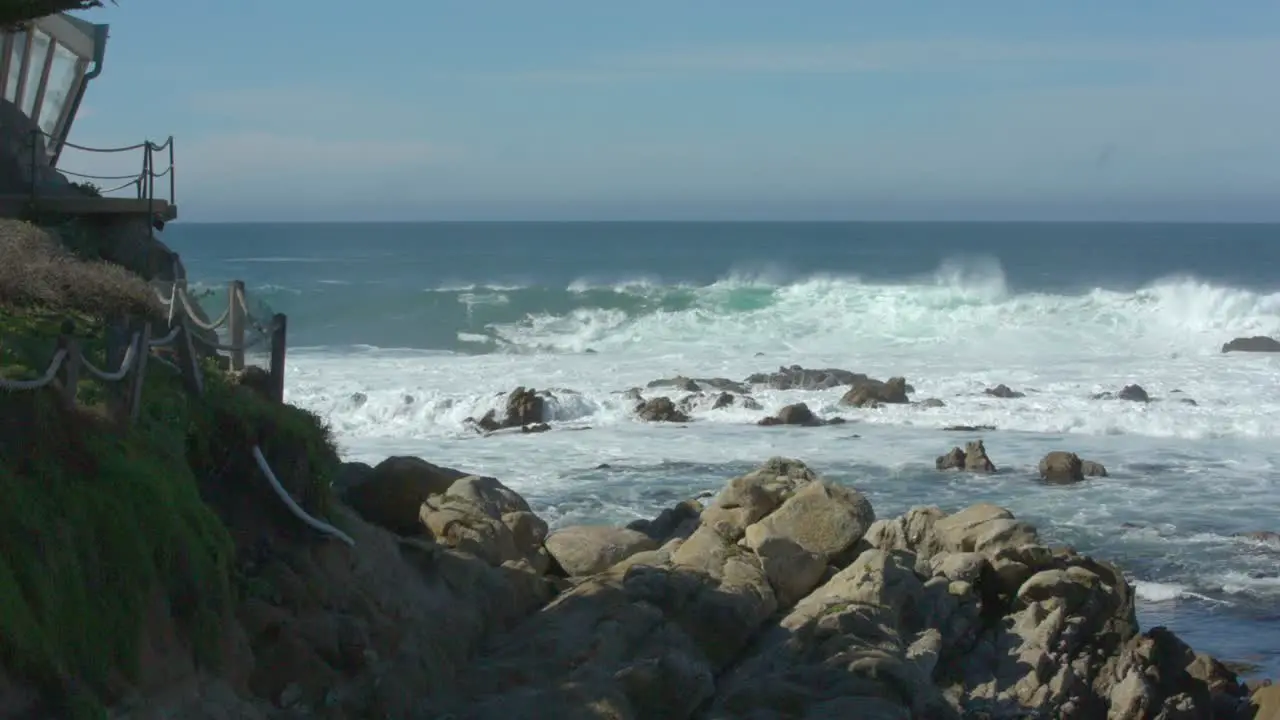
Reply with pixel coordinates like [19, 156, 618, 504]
[290, 454, 1274, 719]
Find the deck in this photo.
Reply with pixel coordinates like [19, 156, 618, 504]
[0, 194, 177, 221]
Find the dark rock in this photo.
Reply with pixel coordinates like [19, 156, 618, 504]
[1117, 384, 1150, 402]
[467, 387, 548, 432]
[935, 440, 997, 473]
[1222, 336, 1280, 353]
[521, 423, 551, 434]
[744, 365, 916, 394]
[984, 383, 1025, 398]
[943, 424, 996, 432]
[1081, 460, 1108, 477]
[648, 376, 750, 394]
[840, 376, 910, 407]
[1038, 451, 1085, 484]
[635, 397, 691, 423]
[757, 402, 831, 427]
[919, 398, 946, 408]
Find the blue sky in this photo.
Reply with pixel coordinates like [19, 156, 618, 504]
[67, 0, 1280, 221]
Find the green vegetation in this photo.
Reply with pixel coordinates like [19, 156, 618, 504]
[0, 222, 339, 717]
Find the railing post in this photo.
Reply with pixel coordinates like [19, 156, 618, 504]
[173, 319, 204, 397]
[228, 280, 246, 372]
[269, 313, 287, 403]
[129, 321, 151, 425]
[104, 315, 128, 422]
[169, 137, 176, 207]
[55, 335, 80, 408]
[28, 128, 37, 207]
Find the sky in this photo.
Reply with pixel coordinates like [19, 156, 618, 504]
[64, 0, 1280, 222]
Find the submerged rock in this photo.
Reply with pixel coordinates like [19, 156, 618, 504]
[936, 439, 998, 473]
[1222, 336, 1280, 353]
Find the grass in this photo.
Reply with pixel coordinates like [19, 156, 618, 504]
[0, 222, 340, 716]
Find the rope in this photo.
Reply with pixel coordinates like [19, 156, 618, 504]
[0, 349, 68, 391]
[79, 334, 141, 382]
[252, 446, 355, 546]
[99, 178, 143, 195]
[149, 325, 181, 348]
[178, 288, 230, 331]
[59, 168, 144, 181]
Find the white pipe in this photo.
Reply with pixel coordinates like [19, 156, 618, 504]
[251, 445, 355, 546]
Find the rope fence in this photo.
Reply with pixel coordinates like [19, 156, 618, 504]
[24, 128, 177, 236]
[0, 273, 352, 546]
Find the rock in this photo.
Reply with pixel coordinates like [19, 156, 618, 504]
[1253, 684, 1280, 720]
[935, 440, 997, 473]
[1238, 531, 1280, 544]
[648, 375, 750, 394]
[419, 476, 548, 571]
[544, 526, 659, 576]
[343, 456, 468, 535]
[756, 402, 832, 427]
[920, 397, 946, 408]
[1081, 460, 1108, 477]
[1222, 336, 1280, 353]
[1039, 451, 1085, 484]
[521, 422, 551, 434]
[1095, 384, 1150, 402]
[635, 396, 691, 423]
[741, 480, 876, 561]
[840, 376, 911, 407]
[745, 365, 866, 390]
[468, 386, 549, 432]
[677, 391, 760, 414]
[1117, 384, 1150, 402]
[442, 459, 865, 717]
[699, 457, 820, 541]
[628, 499, 704, 544]
[984, 383, 1026, 398]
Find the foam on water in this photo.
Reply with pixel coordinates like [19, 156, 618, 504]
[271, 259, 1280, 677]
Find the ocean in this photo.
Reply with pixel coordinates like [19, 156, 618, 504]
[168, 221, 1280, 677]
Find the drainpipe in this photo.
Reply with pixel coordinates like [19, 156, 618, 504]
[50, 22, 107, 167]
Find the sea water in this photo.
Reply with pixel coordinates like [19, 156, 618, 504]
[169, 221, 1280, 677]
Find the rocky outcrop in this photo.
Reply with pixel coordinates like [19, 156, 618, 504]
[1222, 336, 1280, 353]
[627, 499, 703, 544]
[677, 391, 761, 414]
[936, 439, 998, 473]
[745, 364, 916, 394]
[841, 375, 911, 407]
[634, 396, 691, 422]
[419, 475, 552, 573]
[984, 383, 1025, 398]
[419, 460, 1247, 719]
[1039, 451, 1109, 483]
[757, 402, 845, 427]
[468, 387, 549, 432]
[647, 375, 750, 395]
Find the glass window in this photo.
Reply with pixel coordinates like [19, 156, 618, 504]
[5, 30, 26, 102]
[38, 44, 79, 135]
[20, 30, 51, 116]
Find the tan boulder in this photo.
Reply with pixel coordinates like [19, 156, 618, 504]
[544, 525, 658, 576]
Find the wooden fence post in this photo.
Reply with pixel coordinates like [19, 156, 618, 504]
[228, 280, 246, 372]
[269, 313, 287, 403]
[128, 321, 151, 425]
[104, 315, 129, 422]
[173, 320, 204, 397]
[55, 335, 80, 408]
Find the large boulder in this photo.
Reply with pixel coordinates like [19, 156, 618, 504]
[1222, 336, 1280, 353]
[634, 396, 691, 423]
[756, 401, 843, 427]
[343, 456, 467, 535]
[984, 383, 1026, 398]
[419, 475, 550, 572]
[840, 376, 911, 407]
[544, 526, 658, 576]
[469, 387, 548, 432]
[1039, 451, 1108, 484]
